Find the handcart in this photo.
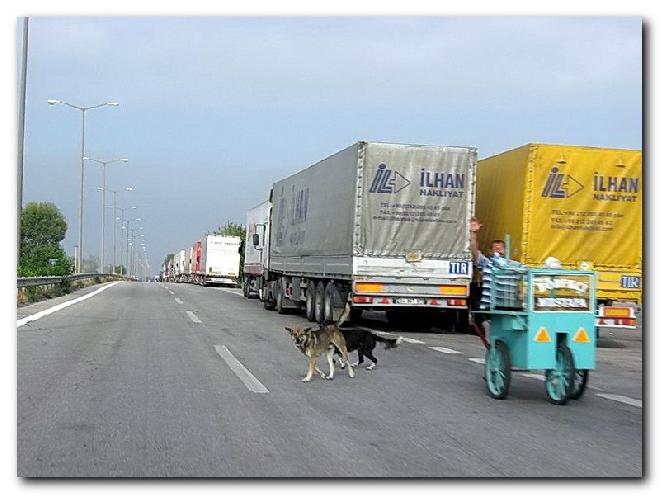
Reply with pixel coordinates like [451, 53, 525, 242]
[472, 263, 596, 405]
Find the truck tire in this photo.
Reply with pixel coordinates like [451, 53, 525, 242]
[324, 281, 340, 322]
[305, 280, 316, 321]
[314, 281, 326, 322]
[448, 310, 470, 333]
[276, 282, 286, 314]
[263, 282, 276, 311]
[386, 310, 405, 327]
[243, 278, 249, 298]
[350, 308, 363, 321]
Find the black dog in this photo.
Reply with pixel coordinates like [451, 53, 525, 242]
[325, 324, 402, 370]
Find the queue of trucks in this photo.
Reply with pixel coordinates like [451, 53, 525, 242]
[162, 234, 241, 286]
[164, 140, 642, 331]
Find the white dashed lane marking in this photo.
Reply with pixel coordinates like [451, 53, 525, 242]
[175, 298, 183, 304]
[186, 311, 202, 324]
[400, 337, 425, 345]
[214, 345, 269, 394]
[595, 393, 642, 408]
[520, 373, 545, 382]
[430, 346, 461, 354]
[469, 358, 485, 364]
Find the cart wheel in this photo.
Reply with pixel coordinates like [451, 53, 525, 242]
[545, 343, 575, 405]
[571, 369, 589, 400]
[485, 340, 511, 400]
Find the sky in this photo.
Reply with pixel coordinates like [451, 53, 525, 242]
[19, 16, 642, 276]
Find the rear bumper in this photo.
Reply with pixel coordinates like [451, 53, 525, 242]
[207, 276, 238, 285]
[350, 279, 470, 309]
[351, 294, 468, 309]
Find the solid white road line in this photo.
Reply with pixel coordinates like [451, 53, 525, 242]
[186, 311, 202, 324]
[595, 393, 642, 408]
[214, 345, 269, 394]
[371, 329, 394, 336]
[17, 281, 121, 328]
[401, 337, 425, 344]
[430, 346, 461, 354]
[469, 358, 486, 364]
[175, 298, 183, 304]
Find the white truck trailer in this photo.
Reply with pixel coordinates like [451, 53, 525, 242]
[171, 252, 181, 282]
[248, 141, 477, 330]
[178, 249, 188, 282]
[194, 234, 242, 286]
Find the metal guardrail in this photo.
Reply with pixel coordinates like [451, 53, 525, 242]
[17, 273, 124, 288]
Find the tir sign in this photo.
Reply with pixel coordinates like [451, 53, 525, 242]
[449, 262, 469, 275]
[621, 276, 640, 289]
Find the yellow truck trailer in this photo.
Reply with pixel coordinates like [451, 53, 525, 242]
[475, 143, 642, 308]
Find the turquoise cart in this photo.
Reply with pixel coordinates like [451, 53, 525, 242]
[473, 264, 597, 405]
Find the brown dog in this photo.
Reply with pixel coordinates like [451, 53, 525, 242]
[285, 324, 355, 382]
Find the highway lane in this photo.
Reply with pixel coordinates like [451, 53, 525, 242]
[17, 281, 643, 477]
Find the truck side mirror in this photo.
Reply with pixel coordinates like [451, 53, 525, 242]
[252, 233, 260, 246]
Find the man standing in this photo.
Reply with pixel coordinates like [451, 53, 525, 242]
[470, 217, 506, 311]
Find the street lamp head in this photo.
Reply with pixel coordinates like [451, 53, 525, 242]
[130, 206, 137, 209]
[107, 102, 119, 106]
[96, 187, 103, 191]
[125, 187, 134, 191]
[120, 158, 128, 162]
[47, 99, 61, 105]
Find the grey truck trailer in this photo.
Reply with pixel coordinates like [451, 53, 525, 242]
[245, 141, 477, 330]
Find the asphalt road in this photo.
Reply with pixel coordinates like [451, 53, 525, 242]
[17, 281, 643, 477]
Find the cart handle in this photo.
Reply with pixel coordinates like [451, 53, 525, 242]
[471, 320, 490, 350]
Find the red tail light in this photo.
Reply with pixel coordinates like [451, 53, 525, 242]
[352, 296, 373, 304]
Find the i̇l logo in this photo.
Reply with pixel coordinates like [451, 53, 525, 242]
[369, 163, 411, 194]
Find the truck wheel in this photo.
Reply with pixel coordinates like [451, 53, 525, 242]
[324, 281, 340, 322]
[448, 310, 470, 333]
[350, 308, 363, 321]
[386, 310, 405, 327]
[314, 281, 326, 322]
[263, 283, 276, 311]
[243, 278, 249, 298]
[305, 280, 316, 321]
[276, 282, 286, 314]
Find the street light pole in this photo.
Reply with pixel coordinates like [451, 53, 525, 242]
[85, 157, 128, 273]
[17, 18, 29, 263]
[47, 99, 119, 272]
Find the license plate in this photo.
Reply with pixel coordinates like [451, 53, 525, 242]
[396, 297, 423, 305]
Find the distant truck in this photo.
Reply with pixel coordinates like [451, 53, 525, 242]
[192, 234, 241, 286]
[244, 201, 271, 298]
[245, 141, 478, 330]
[177, 249, 188, 282]
[475, 143, 641, 326]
